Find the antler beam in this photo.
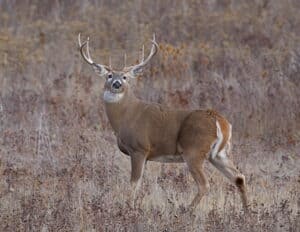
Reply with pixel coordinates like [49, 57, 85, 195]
[78, 34, 109, 76]
[125, 34, 158, 76]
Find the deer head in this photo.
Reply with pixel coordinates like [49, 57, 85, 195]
[78, 34, 158, 103]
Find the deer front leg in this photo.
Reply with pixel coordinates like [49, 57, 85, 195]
[129, 153, 146, 208]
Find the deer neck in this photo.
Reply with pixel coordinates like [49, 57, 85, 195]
[103, 89, 139, 133]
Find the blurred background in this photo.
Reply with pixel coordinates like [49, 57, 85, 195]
[0, 0, 299, 231]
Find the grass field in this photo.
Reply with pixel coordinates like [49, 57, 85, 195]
[0, 0, 299, 231]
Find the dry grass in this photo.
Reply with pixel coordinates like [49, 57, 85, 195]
[0, 0, 299, 231]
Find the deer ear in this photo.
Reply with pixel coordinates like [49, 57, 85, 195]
[125, 71, 137, 79]
[92, 64, 110, 77]
[123, 67, 141, 79]
[129, 68, 143, 78]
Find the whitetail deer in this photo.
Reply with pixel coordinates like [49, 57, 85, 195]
[78, 34, 247, 210]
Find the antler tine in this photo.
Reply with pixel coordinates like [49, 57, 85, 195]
[78, 33, 82, 46]
[141, 44, 145, 62]
[86, 37, 92, 61]
[124, 53, 127, 67]
[109, 56, 112, 69]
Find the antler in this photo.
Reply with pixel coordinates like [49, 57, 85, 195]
[125, 34, 158, 77]
[78, 34, 109, 76]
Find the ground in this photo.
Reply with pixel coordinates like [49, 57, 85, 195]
[0, 0, 299, 231]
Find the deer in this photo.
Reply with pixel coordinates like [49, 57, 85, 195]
[78, 34, 247, 211]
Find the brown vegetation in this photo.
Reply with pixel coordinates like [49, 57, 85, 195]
[0, 0, 299, 231]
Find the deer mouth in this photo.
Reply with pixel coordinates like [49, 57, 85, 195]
[110, 88, 124, 94]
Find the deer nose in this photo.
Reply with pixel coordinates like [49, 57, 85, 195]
[112, 81, 122, 89]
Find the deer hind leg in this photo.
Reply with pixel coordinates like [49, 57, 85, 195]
[182, 151, 210, 210]
[130, 153, 146, 208]
[209, 142, 248, 208]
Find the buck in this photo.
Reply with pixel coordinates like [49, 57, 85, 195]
[78, 34, 247, 210]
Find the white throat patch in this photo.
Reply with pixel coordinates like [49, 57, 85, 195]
[103, 90, 124, 103]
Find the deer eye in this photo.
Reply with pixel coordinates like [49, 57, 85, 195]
[108, 74, 113, 79]
[123, 76, 127, 80]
